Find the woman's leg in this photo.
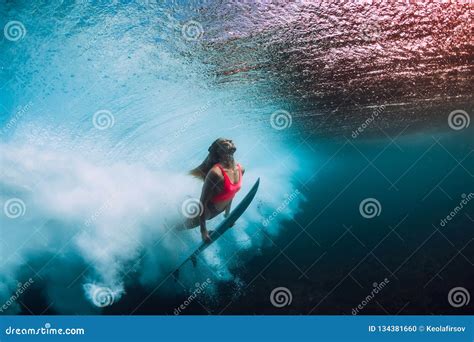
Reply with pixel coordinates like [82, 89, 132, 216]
[183, 216, 200, 229]
[182, 203, 222, 229]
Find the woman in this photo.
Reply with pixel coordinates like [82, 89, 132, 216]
[186, 138, 245, 243]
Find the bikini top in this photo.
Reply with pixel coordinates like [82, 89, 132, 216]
[211, 163, 242, 203]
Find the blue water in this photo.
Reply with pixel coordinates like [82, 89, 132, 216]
[0, 1, 472, 315]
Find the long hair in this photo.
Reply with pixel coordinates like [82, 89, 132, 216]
[189, 138, 232, 180]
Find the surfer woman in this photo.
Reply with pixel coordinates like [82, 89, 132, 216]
[186, 138, 245, 243]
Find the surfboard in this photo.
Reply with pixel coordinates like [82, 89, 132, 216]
[172, 178, 260, 279]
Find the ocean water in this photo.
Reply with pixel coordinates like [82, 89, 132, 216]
[0, 1, 472, 315]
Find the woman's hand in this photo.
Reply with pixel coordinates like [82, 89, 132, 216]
[201, 230, 212, 243]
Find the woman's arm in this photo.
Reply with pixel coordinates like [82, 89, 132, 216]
[224, 200, 232, 217]
[199, 169, 221, 242]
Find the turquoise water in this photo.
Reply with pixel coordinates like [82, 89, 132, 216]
[0, 1, 472, 314]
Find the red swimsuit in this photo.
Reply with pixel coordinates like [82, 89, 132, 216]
[211, 163, 242, 203]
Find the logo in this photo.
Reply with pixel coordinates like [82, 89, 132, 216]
[270, 110, 292, 130]
[3, 198, 26, 219]
[448, 287, 470, 308]
[181, 21, 204, 41]
[92, 286, 115, 307]
[92, 110, 115, 130]
[359, 198, 381, 219]
[448, 110, 470, 131]
[270, 287, 293, 308]
[4, 21, 26, 42]
[181, 198, 204, 219]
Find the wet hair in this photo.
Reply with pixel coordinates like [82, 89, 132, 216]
[189, 138, 235, 180]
